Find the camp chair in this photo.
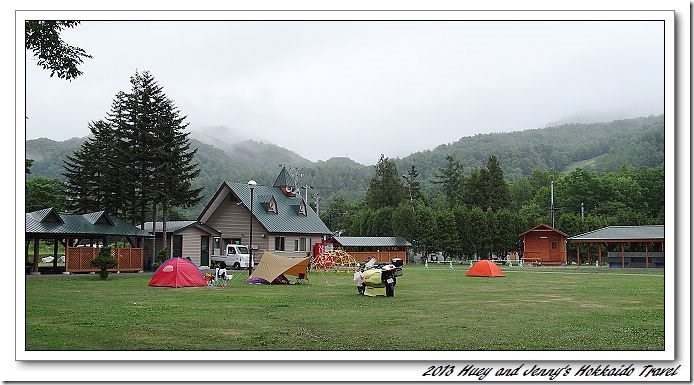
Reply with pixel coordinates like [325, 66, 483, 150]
[215, 267, 232, 287]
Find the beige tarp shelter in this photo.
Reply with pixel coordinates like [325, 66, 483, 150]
[246, 251, 309, 284]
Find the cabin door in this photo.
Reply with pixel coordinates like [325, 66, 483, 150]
[200, 235, 209, 266]
[172, 235, 183, 258]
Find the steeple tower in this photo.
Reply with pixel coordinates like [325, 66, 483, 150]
[273, 166, 297, 197]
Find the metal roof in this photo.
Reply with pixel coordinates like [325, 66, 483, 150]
[142, 220, 222, 236]
[226, 181, 331, 235]
[331, 236, 412, 248]
[26, 208, 151, 238]
[520, 223, 568, 238]
[273, 166, 293, 188]
[568, 225, 664, 242]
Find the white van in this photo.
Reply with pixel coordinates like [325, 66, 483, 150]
[210, 244, 253, 270]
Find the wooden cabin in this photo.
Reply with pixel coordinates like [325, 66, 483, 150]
[520, 224, 568, 266]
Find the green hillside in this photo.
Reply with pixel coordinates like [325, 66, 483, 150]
[25, 115, 664, 217]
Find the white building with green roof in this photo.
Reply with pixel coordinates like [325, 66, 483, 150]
[198, 166, 331, 264]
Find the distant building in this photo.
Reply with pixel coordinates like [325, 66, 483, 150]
[141, 220, 221, 267]
[568, 225, 664, 267]
[326, 236, 412, 264]
[520, 224, 568, 266]
[198, 166, 332, 264]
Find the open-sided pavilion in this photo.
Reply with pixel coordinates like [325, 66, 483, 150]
[25, 207, 152, 274]
[567, 225, 664, 268]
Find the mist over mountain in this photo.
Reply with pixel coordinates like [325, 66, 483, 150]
[25, 115, 664, 217]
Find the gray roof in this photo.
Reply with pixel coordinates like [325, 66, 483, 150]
[26, 208, 151, 238]
[568, 225, 664, 242]
[220, 181, 331, 235]
[142, 220, 221, 236]
[332, 236, 412, 248]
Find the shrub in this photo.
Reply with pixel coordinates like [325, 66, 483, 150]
[151, 247, 169, 271]
[90, 246, 118, 279]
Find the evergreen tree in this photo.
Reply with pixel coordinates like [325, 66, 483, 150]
[483, 155, 511, 210]
[62, 70, 202, 245]
[433, 155, 464, 204]
[402, 164, 422, 205]
[365, 154, 406, 209]
[63, 120, 117, 213]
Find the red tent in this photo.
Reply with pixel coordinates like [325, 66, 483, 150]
[148, 257, 208, 287]
[466, 260, 505, 277]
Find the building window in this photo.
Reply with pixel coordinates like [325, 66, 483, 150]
[275, 236, 285, 251]
[293, 237, 307, 252]
[551, 242, 557, 249]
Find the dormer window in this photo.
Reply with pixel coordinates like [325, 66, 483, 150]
[298, 200, 307, 216]
[291, 199, 307, 216]
[268, 196, 277, 214]
[259, 195, 278, 214]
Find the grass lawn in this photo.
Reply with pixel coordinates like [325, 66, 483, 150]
[24, 265, 664, 351]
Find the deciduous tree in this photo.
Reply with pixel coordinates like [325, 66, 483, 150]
[25, 21, 91, 80]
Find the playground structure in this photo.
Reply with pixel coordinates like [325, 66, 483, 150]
[311, 249, 359, 272]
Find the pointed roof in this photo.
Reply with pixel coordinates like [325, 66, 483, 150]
[28, 207, 64, 223]
[273, 166, 293, 188]
[198, 181, 331, 235]
[83, 211, 113, 225]
[228, 181, 330, 234]
[26, 208, 151, 237]
[142, 220, 221, 236]
[520, 223, 568, 238]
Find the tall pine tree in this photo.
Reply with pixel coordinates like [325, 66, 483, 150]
[63, 71, 202, 252]
[365, 154, 406, 209]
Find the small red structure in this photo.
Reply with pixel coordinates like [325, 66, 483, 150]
[148, 258, 208, 288]
[520, 224, 568, 266]
[466, 260, 505, 277]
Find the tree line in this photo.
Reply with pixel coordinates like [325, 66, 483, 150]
[321, 155, 665, 261]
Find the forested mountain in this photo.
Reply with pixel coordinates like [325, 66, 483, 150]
[25, 114, 664, 217]
[395, 114, 664, 195]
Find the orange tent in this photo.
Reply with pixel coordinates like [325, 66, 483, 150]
[466, 260, 505, 277]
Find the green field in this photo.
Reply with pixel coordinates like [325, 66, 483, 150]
[24, 265, 664, 351]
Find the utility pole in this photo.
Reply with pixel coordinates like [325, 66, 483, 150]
[550, 181, 555, 228]
[313, 193, 321, 217]
[581, 202, 585, 221]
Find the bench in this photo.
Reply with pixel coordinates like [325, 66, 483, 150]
[522, 258, 541, 266]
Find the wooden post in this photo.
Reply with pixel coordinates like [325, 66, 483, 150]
[598, 245, 602, 266]
[645, 243, 649, 268]
[577, 243, 581, 266]
[53, 239, 59, 270]
[620, 243, 624, 267]
[33, 238, 40, 272]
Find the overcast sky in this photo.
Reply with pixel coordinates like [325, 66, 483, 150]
[24, 18, 664, 165]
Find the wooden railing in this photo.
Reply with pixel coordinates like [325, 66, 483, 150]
[65, 247, 143, 273]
